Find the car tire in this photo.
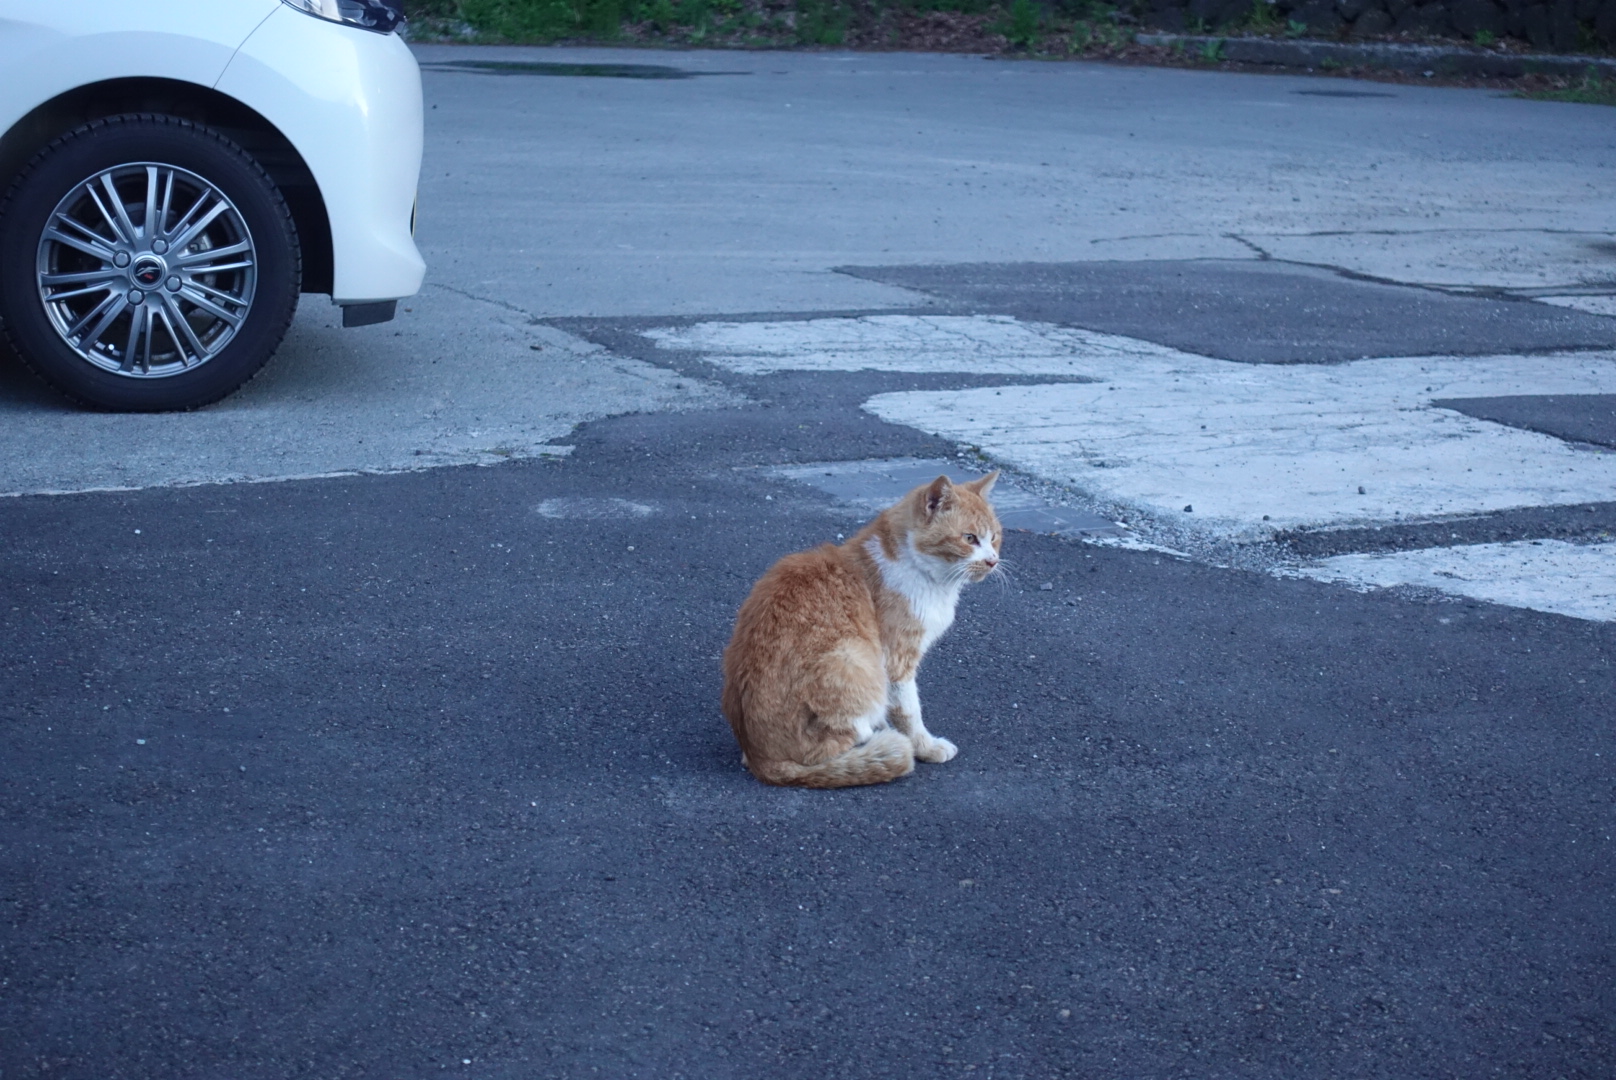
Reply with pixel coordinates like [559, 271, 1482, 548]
[0, 113, 300, 411]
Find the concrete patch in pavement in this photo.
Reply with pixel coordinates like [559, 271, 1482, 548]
[765, 457, 1124, 537]
[0, 286, 737, 497]
[643, 313, 1178, 375]
[649, 312, 1616, 541]
[633, 309, 1616, 619]
[838, 260, 1616, 363]
[865, 349, 1616, 539]
[1292, 539, 1616, 623]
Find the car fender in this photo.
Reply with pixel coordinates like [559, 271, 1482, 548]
[217, 6, 425, 304]
[0, 3, 280, 140]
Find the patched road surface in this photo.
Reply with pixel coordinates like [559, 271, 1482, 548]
[3, 47, 1613, 1080]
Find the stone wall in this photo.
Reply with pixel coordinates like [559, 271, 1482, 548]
[1139, 0, 1616, 52]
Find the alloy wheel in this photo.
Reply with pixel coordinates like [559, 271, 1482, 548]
[35, 162, 258, 378]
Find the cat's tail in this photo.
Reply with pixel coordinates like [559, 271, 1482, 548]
[749, 730, 915, 789]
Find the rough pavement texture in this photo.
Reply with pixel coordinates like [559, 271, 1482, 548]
[8, 47, 1616, 496]
[0, 288, 735, 496]
[1433, 393, 1616, 448]
[4, 47, 1615, 1080]
[840, 260, 1616, 364]
[3, 365, 1613, 1080]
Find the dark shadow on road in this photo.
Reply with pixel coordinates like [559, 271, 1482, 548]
[0, 343, 74, 413]
[419, 60, 750, 79]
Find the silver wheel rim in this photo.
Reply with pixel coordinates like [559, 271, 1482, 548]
[35, 162, 257, 378]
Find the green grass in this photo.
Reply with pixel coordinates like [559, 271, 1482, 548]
[405, 0, 1147, 48]
[999, 0, 1043, 49]
[1519, 69, 1616, 106]
[1245, 0, 1276, 31]
[401, 0, 1616, 56]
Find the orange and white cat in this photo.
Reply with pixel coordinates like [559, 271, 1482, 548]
[721, 472, 1002, 788]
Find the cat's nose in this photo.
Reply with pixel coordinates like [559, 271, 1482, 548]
[983, 557, 998, 568]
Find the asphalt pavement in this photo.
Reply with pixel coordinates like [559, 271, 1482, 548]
[5, 386, 1613, 1079]
[3, 46, 1615, 1080]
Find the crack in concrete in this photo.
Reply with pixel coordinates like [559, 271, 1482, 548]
[1253, 226, 1616, 239]
[425, 281, 544, 323]
[1084, 228, 1616, 298]
[1225, 234, 1273, 260]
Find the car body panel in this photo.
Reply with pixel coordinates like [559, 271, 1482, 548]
[0, 4, 280, 137]
[0, 0, 423, 306]
[218, 7, 424, 304]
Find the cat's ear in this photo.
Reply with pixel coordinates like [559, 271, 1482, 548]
[964, 470, 999, 499]
[924, 475, 955, 518]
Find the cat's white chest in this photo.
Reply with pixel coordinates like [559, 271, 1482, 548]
[907, 588, 958, 653]
[868, 538, 961, 652]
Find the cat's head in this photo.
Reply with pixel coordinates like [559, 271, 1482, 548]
[906, 472, 1003, 582]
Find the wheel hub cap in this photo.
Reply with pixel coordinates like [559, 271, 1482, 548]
[130, 256, 165, 288]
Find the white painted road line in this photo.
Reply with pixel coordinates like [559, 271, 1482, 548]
[1290, 540, 1616, 624]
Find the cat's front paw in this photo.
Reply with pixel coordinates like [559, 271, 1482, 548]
[916, 736, 958, 764]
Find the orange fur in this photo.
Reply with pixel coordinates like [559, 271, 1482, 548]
[722, 472, 1002, 788]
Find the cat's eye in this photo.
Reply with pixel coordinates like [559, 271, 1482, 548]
[963, 533, 979, 545]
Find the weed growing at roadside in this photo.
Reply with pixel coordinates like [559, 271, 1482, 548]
[410, 0, 1147, 51]
[1519, 67, 1616, 105]
[458, 0, 578, 40]
[1062, 4, 1132, 54]
[795, 0, 849, 45]
[584, 0, 621, 36]
[404, 0, 1616, 56]
[999, 0, 1043, 49]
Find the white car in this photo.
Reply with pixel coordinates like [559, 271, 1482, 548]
[0, 0, 425, 411]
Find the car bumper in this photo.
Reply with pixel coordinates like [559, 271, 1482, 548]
[217, 6, 425, 305]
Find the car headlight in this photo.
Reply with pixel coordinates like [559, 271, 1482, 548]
[280, 0, 405, 34]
